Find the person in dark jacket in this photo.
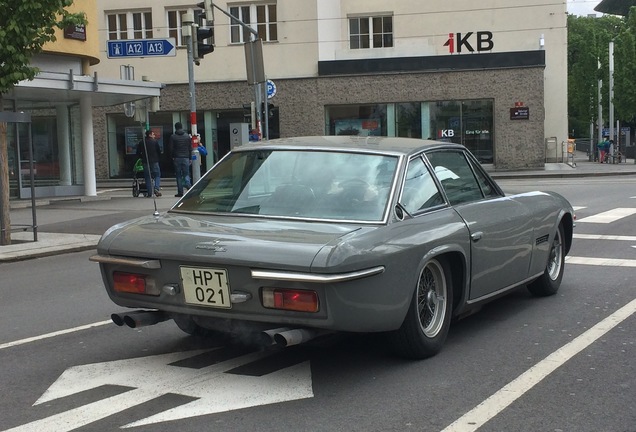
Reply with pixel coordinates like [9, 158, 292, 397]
[136, 130, 162, 197]
[170, 122, 192, 197]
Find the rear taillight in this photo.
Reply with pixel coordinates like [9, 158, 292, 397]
[262, 288, 319, 313]
[113, 272, 147, 294]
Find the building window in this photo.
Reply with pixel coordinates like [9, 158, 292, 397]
[107, 11, 153, 41]
[349, 16, 393, 49]
[229, 4, 277, 43]
[326, 100, 493, 163]
[326, 104, 387, 137]
[167, 9, 203, 46]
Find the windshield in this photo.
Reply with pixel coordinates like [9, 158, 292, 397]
[173, 149, 399, 222]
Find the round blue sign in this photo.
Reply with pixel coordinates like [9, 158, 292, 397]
[266, 79, 277, 99]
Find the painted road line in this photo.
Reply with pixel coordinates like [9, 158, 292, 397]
[0, 320, 112, 351]
[442, 298, 636, 432]
[565, 256, 636, 267]
[573, 233, 636, 241]
[576, 208, 636, 223]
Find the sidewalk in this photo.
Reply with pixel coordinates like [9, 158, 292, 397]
[2, 151, 635, 263]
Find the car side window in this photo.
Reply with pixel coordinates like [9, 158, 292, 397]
[426, 150, 483, 205]
[400, 156, 444, 214]
[468, 157, 502, 198]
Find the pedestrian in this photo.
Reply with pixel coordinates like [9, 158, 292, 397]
[598, 137, 609, 163]
[136, 130, 162, 197]
[170, 122, 192, 197]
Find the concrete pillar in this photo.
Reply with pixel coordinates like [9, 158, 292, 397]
[56, 105, 72, 185]
[80, 95, 97, 196]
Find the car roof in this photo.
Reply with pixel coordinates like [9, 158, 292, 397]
[233, 136, 466, 157]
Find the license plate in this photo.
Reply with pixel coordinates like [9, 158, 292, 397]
[180, 266, 232, 309]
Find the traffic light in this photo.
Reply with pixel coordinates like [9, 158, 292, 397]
[193, 0, 214, 63]
[194, 27, 214, 62]
[261, 102, 276, 119]
[197, 0, 214, 24]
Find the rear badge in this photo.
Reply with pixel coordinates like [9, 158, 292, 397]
[195, 240, 227, 253]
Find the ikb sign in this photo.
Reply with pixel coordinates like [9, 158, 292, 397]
[107, 38, 176, 58]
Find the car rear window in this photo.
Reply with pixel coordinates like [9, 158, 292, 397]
[173, 149, 399, 222]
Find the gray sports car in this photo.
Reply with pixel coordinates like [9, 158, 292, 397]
[91, 136, 574, 359]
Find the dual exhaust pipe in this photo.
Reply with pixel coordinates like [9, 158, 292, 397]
[261, 327, 327, 347]
[111, 310, 169, 328]
[111, 311, 325, 347]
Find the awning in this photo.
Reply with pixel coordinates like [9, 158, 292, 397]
[5, 70, 163, 108]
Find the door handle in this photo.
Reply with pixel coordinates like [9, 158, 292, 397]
[471, 231, 483, 242]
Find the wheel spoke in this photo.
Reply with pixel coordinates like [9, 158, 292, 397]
[415, 261, 447, 338]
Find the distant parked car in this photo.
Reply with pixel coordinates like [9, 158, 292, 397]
[91, 136, 574, 359]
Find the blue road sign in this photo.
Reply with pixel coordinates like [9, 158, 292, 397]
[107, 38, 176, 59]
[266, 79, 277, 99]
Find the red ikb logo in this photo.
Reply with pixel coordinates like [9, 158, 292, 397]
[444, 31, 494, 54]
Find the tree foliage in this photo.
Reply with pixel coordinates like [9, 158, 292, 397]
[568, 9, 636, 136]
[0, 0, 85, 92]
[0, 0, 85, 246]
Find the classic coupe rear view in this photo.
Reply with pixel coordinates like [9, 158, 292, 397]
[91, 136, 574, 359]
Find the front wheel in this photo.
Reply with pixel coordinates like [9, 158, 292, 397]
[390, 258, 453, 359]
[527, 223, 565, 297]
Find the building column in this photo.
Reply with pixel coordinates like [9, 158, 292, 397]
[80, 95, 97, 196]
[56, 105, 72, 186]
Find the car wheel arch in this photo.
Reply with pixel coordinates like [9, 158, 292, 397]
[413, 248, 467, 316]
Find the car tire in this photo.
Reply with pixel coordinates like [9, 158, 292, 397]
[391, 258, 453, 359]
[527, 223, 565, 297]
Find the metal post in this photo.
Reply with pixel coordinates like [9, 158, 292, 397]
[609, 41, 614, 162]
[597, 60, 603, 161]
[589, 122, 594, 162]
[183, 13, 201, 183]
[263, 79, 269, 140]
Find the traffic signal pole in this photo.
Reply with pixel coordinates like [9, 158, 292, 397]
[211, 3, 266, 139]
[182, 12, 201, 183]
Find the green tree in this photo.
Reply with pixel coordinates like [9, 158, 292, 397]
[613, 9, 636, 123]
[0, 0, 85, 245]
[568, 15, 600, 136]
[567, 14, 626, 138]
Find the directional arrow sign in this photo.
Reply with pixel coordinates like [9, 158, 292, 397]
[8, 348, 312, 431]
[107, 38, 176, 58]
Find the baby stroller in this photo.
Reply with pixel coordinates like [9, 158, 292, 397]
[132, 158, 149, 197]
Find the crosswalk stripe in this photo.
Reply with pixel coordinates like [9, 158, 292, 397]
[566, 256, 636, 267]
[576, 208, 636, 223]
[573, 233, 636, 241]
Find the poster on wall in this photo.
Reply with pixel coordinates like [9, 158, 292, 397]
[125, 127, 143, 155]
[125, 126, 164, 155]
[335, 119, 381, 137]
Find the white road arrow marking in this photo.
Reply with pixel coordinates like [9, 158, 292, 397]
[6, 348, 313, 431]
